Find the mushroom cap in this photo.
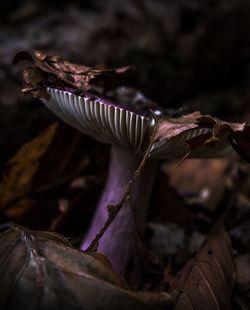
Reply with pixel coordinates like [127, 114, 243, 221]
[41, 87, 153, 153]
[41, 87, 233, 159]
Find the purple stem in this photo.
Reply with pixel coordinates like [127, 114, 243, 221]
[81, 146, 157, 283]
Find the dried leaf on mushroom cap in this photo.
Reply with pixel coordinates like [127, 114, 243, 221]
[150, 112, 250, 161]
[14, 50, 160, 153]
[13, 50, 132, 99]
[14, 50, 163, 114]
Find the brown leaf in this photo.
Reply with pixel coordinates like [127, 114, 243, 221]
[196, 115, 246, 134]
[14, 50, 131, 99]
[0, 123, 59, 212]
[0, 120, 106, 234]
[22, 66, 50, 99]
[164, 159, 230, 211]
[154, 112, 202, 141]
[155, 112, 245, 146]
[169, 222, 236, 310]
[153, 111, 250, 161]
[0, 226, 172, 309]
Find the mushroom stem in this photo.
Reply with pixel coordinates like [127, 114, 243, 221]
[81, 146, 157, 283]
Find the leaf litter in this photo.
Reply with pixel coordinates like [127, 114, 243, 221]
[0, 49, 250, 308]
[0, 225, 172, 310]
[13, 50, 131, 99]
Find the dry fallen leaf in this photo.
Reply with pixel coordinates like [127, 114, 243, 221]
[169, 222, 236, 310]
[152, 112, 250, 162]
[0, 123, 58, 213]
[13, 50, 131, 99]
[154, 112, 203, 142]
[0, 226, 172, 309]
[164, 159, 230, 211]
[0, 122, 99, 228]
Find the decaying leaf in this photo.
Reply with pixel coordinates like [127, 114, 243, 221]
[0, 122, 98, 227]
[154, 112, 203, 142]
[13, 50, 131, 99]
[0, 226, 172, 309]
[0, 123, 59, 212]
[152, 112, 250, 161]
[169, 222, 236, 310]
[164, 159, 231, 211]
[22, 66, 50, 99]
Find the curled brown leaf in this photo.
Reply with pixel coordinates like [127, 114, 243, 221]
[14, 50, 131, 99]
[169, 222, 236, 310]
[153, 112, 250, 161]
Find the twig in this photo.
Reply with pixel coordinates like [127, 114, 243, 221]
[86, 116, 158, 252]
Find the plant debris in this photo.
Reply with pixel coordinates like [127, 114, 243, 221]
[13, 50, 131, 99]
[169, 222, 236, 310]
[0, 225, 172, 309]
[153, 113, 250, 162]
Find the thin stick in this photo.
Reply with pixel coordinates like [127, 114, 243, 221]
[86, 118, 158, 252]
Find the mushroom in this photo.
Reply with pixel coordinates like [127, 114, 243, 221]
[40, 87, 233, 285]
[41, 87, 159, 283]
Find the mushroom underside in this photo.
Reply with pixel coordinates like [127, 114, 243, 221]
[40, 87, 234, 286]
